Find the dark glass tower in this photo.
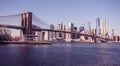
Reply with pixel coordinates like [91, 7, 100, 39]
[96, 18, 101, 35]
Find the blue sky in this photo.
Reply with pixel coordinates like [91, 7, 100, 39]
[0, 0, 120, 36]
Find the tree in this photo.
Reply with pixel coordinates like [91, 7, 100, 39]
[0, 28, 12, 41]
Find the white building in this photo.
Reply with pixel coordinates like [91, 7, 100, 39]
[36, 31, 44, 42]
[44, 31, 50, 41]
[56, 22, 65, 39]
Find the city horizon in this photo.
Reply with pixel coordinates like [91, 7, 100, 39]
[0, 0, 120, 36]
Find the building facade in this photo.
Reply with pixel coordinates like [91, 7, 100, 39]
[96, 18, 101, 36]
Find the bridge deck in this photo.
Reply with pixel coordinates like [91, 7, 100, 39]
[0, 24, 24, 29]
[0, 24, 112, 41]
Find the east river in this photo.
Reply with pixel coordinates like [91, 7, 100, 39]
[0, 43, 120, 66]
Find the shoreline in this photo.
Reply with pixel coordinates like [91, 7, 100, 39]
[0, 41, 51, 45]
[0, 41, 120, 45]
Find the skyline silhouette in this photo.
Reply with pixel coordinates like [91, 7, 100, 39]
[0, 0, 120, 36]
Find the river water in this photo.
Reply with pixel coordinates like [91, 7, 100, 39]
[0, 43, 120, 66]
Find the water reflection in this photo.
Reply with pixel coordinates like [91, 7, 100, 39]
[0, 43, 120, 66]
[97, 44, 111, 64]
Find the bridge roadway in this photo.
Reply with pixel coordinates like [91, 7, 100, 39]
[0, 24, 24, 29]
[33, 28, 113, 41]
[32, 28, 93, 37]
[0, 24, 112, 40]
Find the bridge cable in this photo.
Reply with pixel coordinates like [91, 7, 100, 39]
[32, 14, 51, 27]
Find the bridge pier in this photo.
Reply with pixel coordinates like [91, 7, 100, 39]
[92, 32, 97, 43]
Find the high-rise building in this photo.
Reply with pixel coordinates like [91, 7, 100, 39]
[68, 23, 74, 39]
[96, 18, 101, 35]
[79, 26, 85, 32]
[111, 29, 114, 39]
[103, 20, 108, 35]
[56, 22, 65, 39]
[68, 23, 74, 31]
[73, 27, 77, 39]
[49, 24, 55, 41]
[86, 21, 91, 34]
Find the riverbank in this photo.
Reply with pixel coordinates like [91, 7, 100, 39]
[0, 40, 119, 45]
[0, 41, 51, 45]
[53, 41, 94, 43]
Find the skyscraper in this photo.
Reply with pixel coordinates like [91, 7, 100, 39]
[79, 26, 84, 32]
[50, 24, 55, 41]
[103, 20, 108, 35]
[86, 21, 91, 34]
[56, 22, 65, 39]
[68, 23, 74, 39]
[111, 29, 114, 39]
[73, 27, 77, 39]
[96, 18, 101, 35]
[68, 23, 74, 31]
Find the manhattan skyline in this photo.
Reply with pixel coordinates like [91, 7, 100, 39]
[0, 0, 120, 36]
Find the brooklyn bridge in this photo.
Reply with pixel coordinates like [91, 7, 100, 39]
[0, 12, 113, 43]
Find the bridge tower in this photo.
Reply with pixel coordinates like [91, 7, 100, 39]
[20, 12, 33, 41]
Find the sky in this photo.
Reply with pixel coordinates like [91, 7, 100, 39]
[0, 0, 120, 36]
